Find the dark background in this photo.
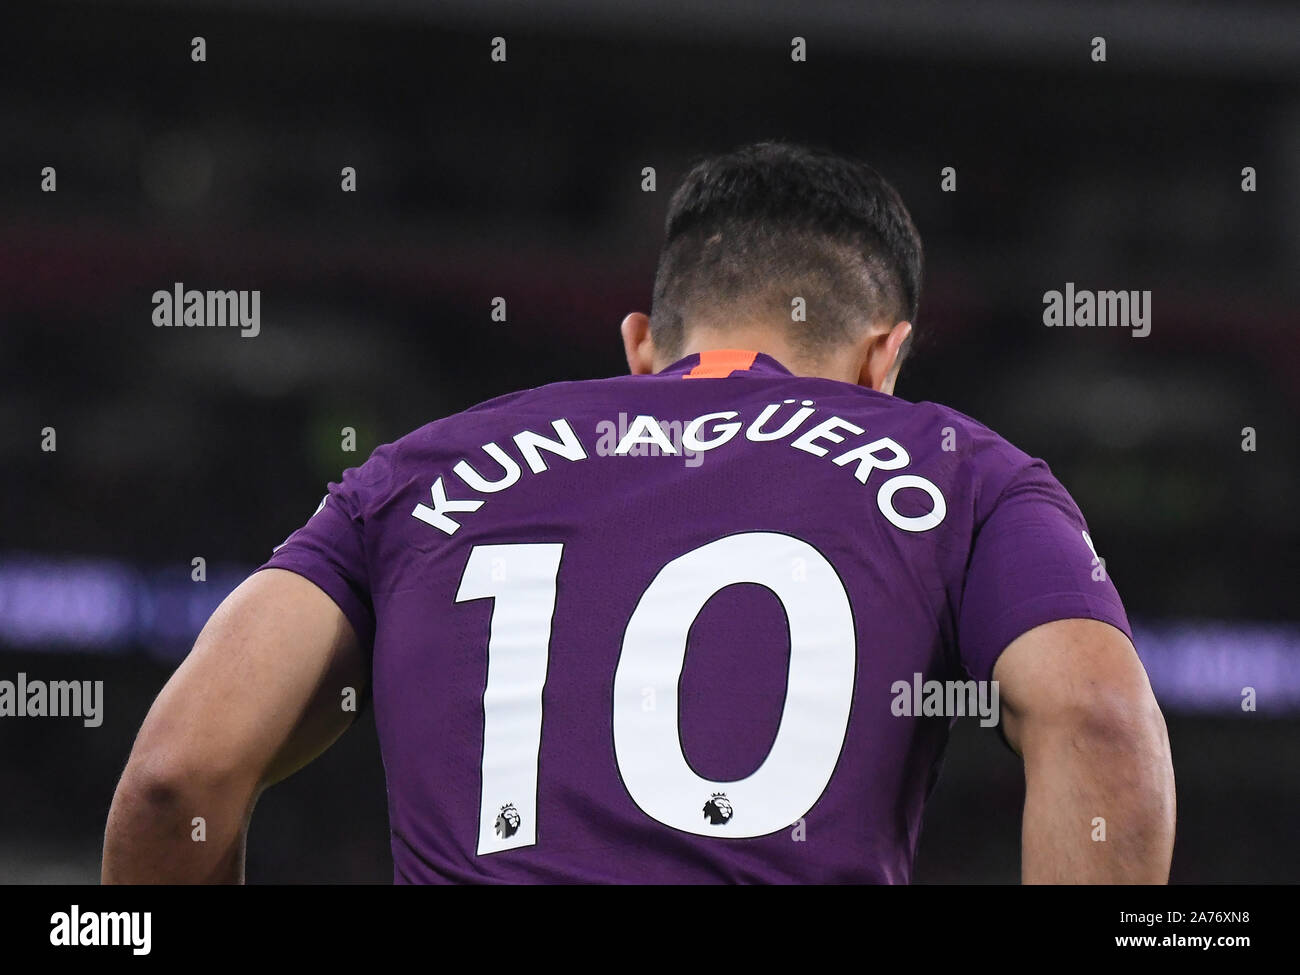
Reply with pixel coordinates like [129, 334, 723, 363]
[1, 0, 1297, 882]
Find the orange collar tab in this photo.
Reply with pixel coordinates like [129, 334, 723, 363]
[681, 349, 760, 379]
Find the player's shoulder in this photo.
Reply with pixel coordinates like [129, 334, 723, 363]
[906, 399, 1070, 517]
[346, 373, 1042, 504]
[794, 379, 1034, 467]
[807, 384, 1052, 517]
[909, 399, 1032, 462]
[359, 375, 625, 469]
[397, 375, 626, 443]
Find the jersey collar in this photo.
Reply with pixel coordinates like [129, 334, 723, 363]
[657, 349, 794, 379]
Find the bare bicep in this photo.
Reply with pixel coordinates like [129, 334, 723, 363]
[131, 568, 367, 792]
[992, 617, 1156, 756]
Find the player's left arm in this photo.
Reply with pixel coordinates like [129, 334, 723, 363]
[102, 568, 366, 884]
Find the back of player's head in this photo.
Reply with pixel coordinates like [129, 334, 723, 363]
[650, 142, 923, 361]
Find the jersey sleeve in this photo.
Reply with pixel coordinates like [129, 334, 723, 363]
[956, 457, 1132, 682]
[257, 462, 378, 653]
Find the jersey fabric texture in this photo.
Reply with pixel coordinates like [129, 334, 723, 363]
[259, 350, 1131, 883]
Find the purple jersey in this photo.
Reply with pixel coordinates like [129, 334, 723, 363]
[260, 349, 1130, 883]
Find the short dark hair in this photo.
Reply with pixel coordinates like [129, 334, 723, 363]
[649, 142, 923, 360]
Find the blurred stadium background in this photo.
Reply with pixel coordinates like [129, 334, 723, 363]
[1, 0, 1297, 882]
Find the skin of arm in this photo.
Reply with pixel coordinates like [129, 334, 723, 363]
[993, 617, 1176, 884]
[102, 568, 365, 884]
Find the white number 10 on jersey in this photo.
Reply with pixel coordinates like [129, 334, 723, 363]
[456, 532, 856, 855]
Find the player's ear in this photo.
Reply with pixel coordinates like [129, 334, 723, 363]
[620, 312, 656, 375]
[858, 320, 912, 394]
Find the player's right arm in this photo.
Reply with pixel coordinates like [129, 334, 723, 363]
[952, 442, 1176, 883]
[994, 618, 1175, 883]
